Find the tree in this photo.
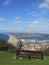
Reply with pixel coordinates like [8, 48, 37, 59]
[0, 39, 9, 51]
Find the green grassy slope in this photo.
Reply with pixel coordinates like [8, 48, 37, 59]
[0, 51, 49, 65]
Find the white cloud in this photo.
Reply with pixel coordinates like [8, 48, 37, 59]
[27, 26, 36, 30]
[27, 11, 36, 16]
[25, 21, 38, 32]
[3, 0, 11, 6]
[47, 19, 49, 22]
[29, 21, 39, 25]
[39, 3, 49, 9]
[15, 17, 21, 21]
[38, 0, 49, 9]
[0, 27, 3, 30]
[32, 11, 35, 13]
[24, 27, 37, 33]
[0, 18, 5, 22]
[27, 18, 33, 21]
[38, 18, 45, 22]
[32, 14, 36, 16]
[46, 0, 49, 2]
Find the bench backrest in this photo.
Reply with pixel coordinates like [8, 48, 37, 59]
[16, 50, 42, 56]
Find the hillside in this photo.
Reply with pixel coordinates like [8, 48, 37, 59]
[0, 51, 49, 65]
[13, 33, 49, 37]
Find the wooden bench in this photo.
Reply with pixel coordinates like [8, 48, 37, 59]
[16, 50, 44, 60]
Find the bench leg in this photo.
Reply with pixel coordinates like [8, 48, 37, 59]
[41, 53, 44, 60]
[16, 52, 20, 59]
[28, 55, 31, 60]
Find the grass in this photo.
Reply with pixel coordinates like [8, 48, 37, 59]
[0, 51, 49, 65]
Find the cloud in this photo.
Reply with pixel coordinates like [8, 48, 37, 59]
[39, 3, 49, 9]
[29, 21, 39, 25]
[14, 17, 21, 21]
[27, 27, 37, 30]
[45, 0, 49, 2]
[38, 18, 45, 22]
[47, 19, 49, 22]
[0, 18, 5, 22]
[3, 0, 11, 6]
[24, 27, 37, 33]
[0, 27, 3, 30]
[38, 0, 49, 9]
[25, 21, 38, 32]
[31, 11, 36, 16]
[32, 14, 36, 16]
[27, 11, 36, 16]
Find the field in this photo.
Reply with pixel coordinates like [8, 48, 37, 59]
[0, 51, 49, 65]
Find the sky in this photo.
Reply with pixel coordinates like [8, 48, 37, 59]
[0, 0, 49, 33]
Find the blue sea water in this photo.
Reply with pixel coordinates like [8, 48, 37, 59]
[0, 33, 9, 41]
[17, 36, 49, 41]
[0, 33, 49, 41]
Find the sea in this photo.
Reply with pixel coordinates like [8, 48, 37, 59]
[17, 36, 49, 41]
[0, 33, 49, 41]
